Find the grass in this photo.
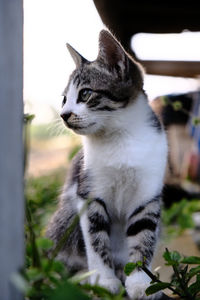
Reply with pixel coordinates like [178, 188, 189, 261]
[25, 168, 65, 236]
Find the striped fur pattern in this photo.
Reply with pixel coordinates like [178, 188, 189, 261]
[46, 30, 168, 299]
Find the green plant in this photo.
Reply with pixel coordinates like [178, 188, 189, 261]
[23, 172, 200, 299]
[25, 169, 65, 236]
[22, 170, 200, 299]
[16, 210, 125, 299]
[30, 122, 68, 140]
[162, 199, 200, 237]
[124, 249, 200, 299]
[20, 170, 125, 299]
[161, 96, 200, 125]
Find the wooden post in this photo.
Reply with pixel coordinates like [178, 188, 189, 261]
[0, 1, 24, 299]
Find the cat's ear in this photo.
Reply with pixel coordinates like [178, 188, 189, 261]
[97, 30, 128, 73]
[66, 43, 87, 68]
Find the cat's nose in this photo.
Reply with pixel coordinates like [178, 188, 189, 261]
[60, 112, 72, 122]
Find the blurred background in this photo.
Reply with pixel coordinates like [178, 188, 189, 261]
[24, 0, 200, 287]
[24, 0, 200, 177]
[24, 0, 104, 176]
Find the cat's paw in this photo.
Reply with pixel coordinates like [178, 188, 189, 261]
[125, 271, 151, 299]
[99, 277, 122, 294]
[91, 275, 122, 294]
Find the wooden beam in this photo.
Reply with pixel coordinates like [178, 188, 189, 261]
[139, 60, 200, 77]
[0, 1, 24, 299]
[93, 0, 200, 35]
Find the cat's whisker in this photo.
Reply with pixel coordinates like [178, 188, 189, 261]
[46, 120, 67, 137]
[51, 119, 63, 125]
[52, 116, 62, 121]
[47, 122, 62, 132]
[52, 120, 63, 126]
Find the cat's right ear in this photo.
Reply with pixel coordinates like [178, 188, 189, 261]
[66, 43, 87, 68]
[97, 30, 127, 73]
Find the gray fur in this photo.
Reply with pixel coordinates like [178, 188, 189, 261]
[46, 30, 167, 299]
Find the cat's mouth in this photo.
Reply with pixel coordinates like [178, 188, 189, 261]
[66, 121, 96, 131]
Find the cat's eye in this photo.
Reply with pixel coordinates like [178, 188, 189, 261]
[79, 89, 92, 102]
[62, 96, 67, 106]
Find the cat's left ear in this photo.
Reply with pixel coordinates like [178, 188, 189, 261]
[66, 43, 87, 68]
[97, 30, 128, 74]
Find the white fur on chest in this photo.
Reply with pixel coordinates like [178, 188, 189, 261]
[82, 95, 168, 217]
[93, 165, 138, 217]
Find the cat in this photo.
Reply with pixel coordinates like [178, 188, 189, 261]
[46, 30, 168, 299]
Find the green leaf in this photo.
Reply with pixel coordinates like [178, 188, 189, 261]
[68, 145, 82, 161]
[47, 281, 90, 300]
[178, 213, 194, 229]
[192, 117, 200, 126]
[172, 101, 182, 111]
[26, 268, 44, 281]
[188, 275, 200, 295]
[188, 266, 200, 278]
[181, 256, 200, 264]
[24, 114, 35, 123]
[146, 282, 171, 295]
[163, 249, 181, 266]
[124, 263, 137, 276]
[137, 260, 143, 267]
[36, 237, 54, 250]
[51, 260, 66, 273]
[41, 258, 52, 273]
[162, 198, 198, 231]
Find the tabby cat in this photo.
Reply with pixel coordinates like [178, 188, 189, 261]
[46, 30, 168, 299]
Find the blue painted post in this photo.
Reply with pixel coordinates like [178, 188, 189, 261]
[0, 1, 24, 299]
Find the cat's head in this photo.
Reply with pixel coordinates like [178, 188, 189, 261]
[61, 30, 144, 135]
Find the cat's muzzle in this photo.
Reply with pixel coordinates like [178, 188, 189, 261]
[60, 112, 77, 128]
[60, 111, 75, 123]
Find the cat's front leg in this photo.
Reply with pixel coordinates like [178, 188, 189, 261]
[125, 196, 161, 299]
[78, 198, 121, 294]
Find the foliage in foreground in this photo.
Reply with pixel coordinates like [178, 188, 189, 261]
[125, 249, 200, 299]
[19, 168, 200, 299]
[162, 199, 200, 237]
[22, 171, 125, 299]
[14, 235, 125, 300]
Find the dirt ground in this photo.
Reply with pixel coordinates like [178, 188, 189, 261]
[153, 231, 200, 281]
[27, 135, 80, 177]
